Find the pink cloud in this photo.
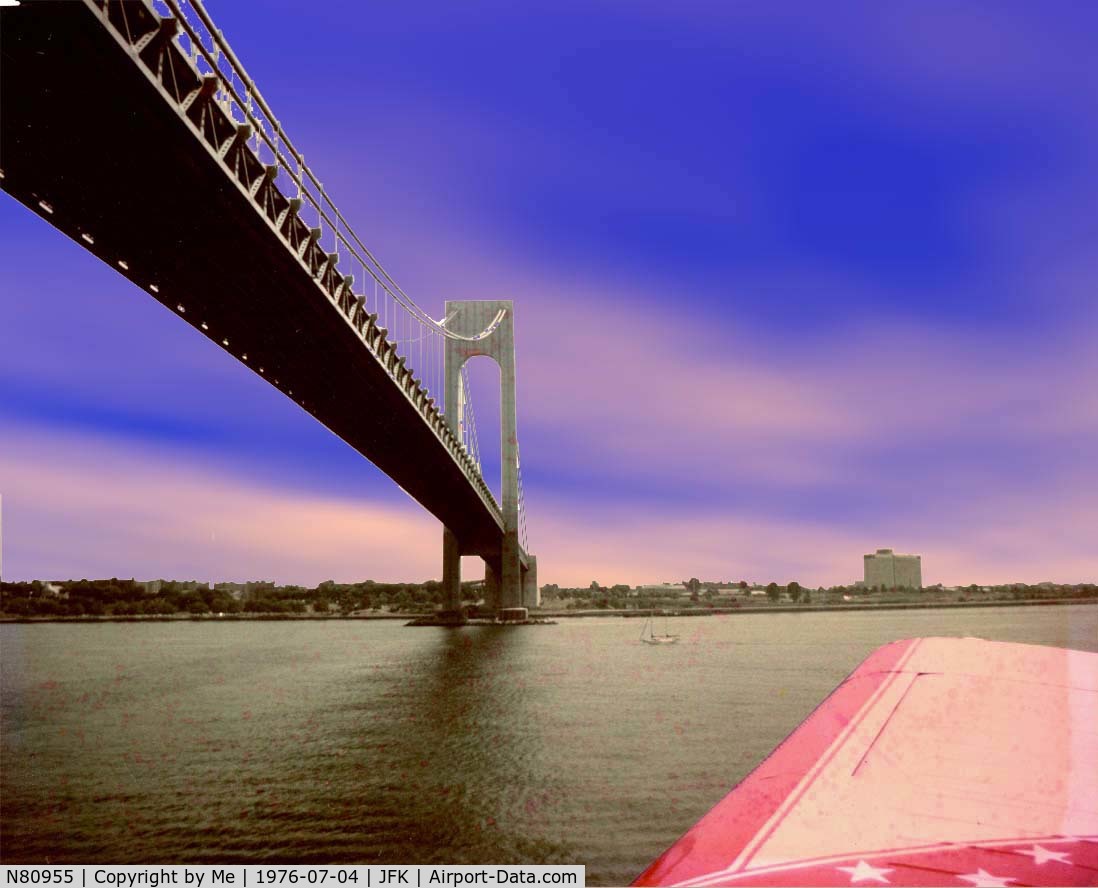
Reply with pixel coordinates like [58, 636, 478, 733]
[2, 409, 1094, 589]
[0, 423, 441, 585]
[530, 486, 1098, 588]
[442, 247, 1098, 497]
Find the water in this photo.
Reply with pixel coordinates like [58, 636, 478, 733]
[2, 605, 1096, 882]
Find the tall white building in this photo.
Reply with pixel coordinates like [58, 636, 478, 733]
[864, 548, 922, 589]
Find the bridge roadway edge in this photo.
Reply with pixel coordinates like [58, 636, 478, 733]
[0, 0, 507, 561]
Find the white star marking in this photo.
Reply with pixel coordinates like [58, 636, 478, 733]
[1016, 844, 1071, 865]
[957, 869, 1016, 887]
[836, 860, 893, 884]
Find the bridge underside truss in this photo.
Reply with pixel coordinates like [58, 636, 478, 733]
[1, 0, 518, 561]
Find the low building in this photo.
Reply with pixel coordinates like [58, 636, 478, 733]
[635, 583, 693, 598]
[141, 580, 209, 593]
[864, 548, 922, 590]
[212, 580, 276, 600]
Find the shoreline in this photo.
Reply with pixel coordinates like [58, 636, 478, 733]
[541, 596, 1098, 618]
[2, 596, 1096, 623]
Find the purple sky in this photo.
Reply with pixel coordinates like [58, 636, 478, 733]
[1, 1, 1096, 587]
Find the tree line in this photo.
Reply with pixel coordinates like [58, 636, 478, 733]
[3, 577, 1095, 617]
[537, 578, 1098, 611]
[0, 577, 485, 617]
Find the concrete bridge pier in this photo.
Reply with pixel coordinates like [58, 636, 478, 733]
[522, 555, 539, 609]
[441, 526, 463, 616]
[501, 532, 523, 610]
[483, 560, 500, 613]
[440, 534, 537, 618]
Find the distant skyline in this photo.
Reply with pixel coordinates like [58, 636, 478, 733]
[2, 1, 1096, 587]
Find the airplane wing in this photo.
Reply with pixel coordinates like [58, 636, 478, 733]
[633, 636, 1098, 886]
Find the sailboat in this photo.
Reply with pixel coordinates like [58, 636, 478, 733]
[640, 611, 679, 645]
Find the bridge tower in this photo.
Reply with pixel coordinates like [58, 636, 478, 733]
[441, 301, 537, 617]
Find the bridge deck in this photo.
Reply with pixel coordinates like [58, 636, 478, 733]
[1, 0, 509, 561]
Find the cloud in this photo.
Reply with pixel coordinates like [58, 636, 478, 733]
[401, 229, 1098, 495]
[0, 423, 441, 585]
[3, 411, 1093, 588]
[530, 485, 1098, 588]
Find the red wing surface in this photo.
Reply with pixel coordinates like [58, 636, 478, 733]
[634, 637, 1098, 886]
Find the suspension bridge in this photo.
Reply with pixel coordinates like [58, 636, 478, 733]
[0, 0, 537, 614]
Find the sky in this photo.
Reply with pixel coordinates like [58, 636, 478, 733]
[2, 1, 1096, 588]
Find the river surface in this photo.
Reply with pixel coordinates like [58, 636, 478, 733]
[2, 605, 1096, 882]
